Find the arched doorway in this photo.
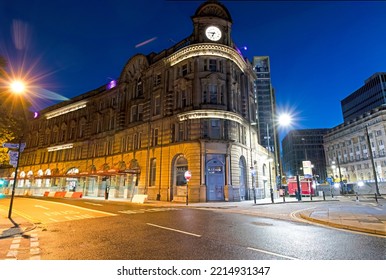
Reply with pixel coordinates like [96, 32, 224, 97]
[171, 155, 188, 201]
[206, 157, 225, 201]
[239, 156, 248, 200]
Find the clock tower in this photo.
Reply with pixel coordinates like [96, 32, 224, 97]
[191, 0, 233, 46]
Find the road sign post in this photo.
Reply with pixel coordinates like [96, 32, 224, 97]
[184, 170, 191, 206]
[6, 139, 25, 219]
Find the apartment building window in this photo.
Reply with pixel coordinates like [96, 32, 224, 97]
[154, 95, 161, 116]
[149, 158, 156, 186]
[209, 59, 217, 72]
[138, 104, 143, 121]
[152, 128, 159, 146]
[153, 74, 161, 87]
[136, 78, 143, 96]
[203, 119, 222, 139]
[181, 90, 187, 108]
[79, 119, 86, 138]
[181, 64, 188, 76]
[69, 122, 76, 140]
[133, 134, 138, 150]
[131, 105, 138, 122]
[45, 131, 50, 145]
[178, 122, 185, 141]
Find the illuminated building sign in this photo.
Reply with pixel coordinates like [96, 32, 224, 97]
[47, 144, 73, 152]
[177, 110, 245, 124]
[45, 101, 87, 119]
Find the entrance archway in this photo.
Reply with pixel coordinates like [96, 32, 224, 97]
[171, 155, 188, 201]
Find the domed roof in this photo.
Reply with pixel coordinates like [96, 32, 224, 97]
[193, 0, 232, 23]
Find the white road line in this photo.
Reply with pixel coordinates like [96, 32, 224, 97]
[27, 198, 117, 216]
[247, 247, 298, 260]
[35, 205, 50, 210]
[147, 223, 201, 237]
[84, 202, 104, 207]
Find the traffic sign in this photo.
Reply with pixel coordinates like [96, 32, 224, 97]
[3, 142, 26, 151]
[8, 151, 19, 158]
[184, 170, 192, 181]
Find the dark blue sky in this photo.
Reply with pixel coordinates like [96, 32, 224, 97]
[1, 0, 386, 131]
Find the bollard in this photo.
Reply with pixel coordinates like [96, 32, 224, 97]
[283, 195, 285, 203]
[375, 193, 378, 203]
[356, 192, 359, 202]
[323, 191, 326, 201]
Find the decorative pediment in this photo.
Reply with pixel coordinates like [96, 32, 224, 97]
[120, 54, 149, 82]
[194, 0, 232, 22]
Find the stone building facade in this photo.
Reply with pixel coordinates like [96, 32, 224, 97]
[0, 1, 273, 202]
[324, 106, 386, 188]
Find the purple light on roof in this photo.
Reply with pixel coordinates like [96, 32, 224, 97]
[106, 80, 117, 90]
[34, 112, 39, 118]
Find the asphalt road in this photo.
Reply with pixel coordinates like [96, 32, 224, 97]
[0, 197, 385, 260]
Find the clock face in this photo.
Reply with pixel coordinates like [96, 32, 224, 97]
[205, 26, 222, 41]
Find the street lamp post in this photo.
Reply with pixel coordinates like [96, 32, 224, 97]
[268, 158, 274, 203]
[365, 125, 381, 196]
[6, 80, 26, 220]
[8, 138, 23, 219]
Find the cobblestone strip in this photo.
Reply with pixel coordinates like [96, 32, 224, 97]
[29, 233, 41, 260]
[4, 232, 41, 260]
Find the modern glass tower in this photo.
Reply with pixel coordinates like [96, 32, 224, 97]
[341, 72, 386, 123]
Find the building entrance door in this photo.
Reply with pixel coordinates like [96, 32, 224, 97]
[206, 158, 225, 201]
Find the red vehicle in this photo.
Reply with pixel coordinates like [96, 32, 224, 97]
[287, 176, 315, 196]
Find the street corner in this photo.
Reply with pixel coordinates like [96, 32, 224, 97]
[0, 215, 36, 239]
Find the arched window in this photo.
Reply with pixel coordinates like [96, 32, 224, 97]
[175, 156, 188, 186]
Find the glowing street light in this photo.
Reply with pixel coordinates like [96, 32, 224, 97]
[278, 113, 292, 127]
[10, 80, 26, 94]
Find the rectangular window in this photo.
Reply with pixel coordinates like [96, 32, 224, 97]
[209, 85, 217, 104]
[133, 134, 138, 150]
[154, 96, 161, 116]
[178, 123, 184, 141]
[209, 59, 217, 72]
[152, 128, 159, 146]
[154, 74, 161, 87]
[131, 105, 138, 122]
[138, 104, 143, 121]
[149, 158, 156, 186]
[182, 64, 188, 76]
[181, 90, 187, 107]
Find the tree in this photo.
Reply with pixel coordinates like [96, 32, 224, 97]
[0, 56, 30, 167]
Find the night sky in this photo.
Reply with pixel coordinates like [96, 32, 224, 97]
[1, 0, 386, 133]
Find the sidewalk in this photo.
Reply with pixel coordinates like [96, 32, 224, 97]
[0, 195, 385, 239]
[0, 206, 36, 239]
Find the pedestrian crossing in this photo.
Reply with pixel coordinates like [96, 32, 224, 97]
[2, 231, 41, 260]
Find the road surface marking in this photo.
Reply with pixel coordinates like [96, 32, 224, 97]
[146, 223, 201, 237]
[27, 198, 117, 216]
[247, 247, 298, 260]
[35, 205, 50, 210]
[84, 202, 104, 206]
